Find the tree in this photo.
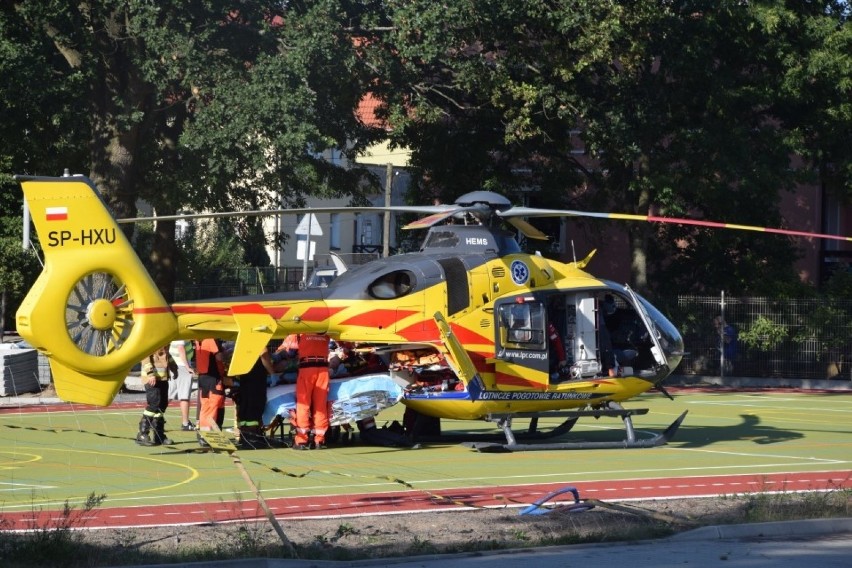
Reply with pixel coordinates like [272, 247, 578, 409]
[769, 2, 852, 201]
[3, 1, 380, 301]
[370, 0, 847, 295]
[0, 6, 90, 331]
[0, 215, 40, 335]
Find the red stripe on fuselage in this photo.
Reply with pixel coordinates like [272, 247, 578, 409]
[448, 323, 493, 347]
[396, 318, 440, 342]
[231, 303, 265, 314]
[300, 306, 345, 322]
[339, 309, 419, 328]
[134, 306, 176, 314]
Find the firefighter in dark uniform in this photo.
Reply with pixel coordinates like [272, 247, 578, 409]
[135, 345, 178, 446]
[233, 347, 275, 449]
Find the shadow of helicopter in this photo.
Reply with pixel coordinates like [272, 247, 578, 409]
[671, 414, 804, 448]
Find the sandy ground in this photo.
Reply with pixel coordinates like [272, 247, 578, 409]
[62, 496, 752, 564]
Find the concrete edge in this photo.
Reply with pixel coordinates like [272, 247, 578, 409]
[666, 374, 852, 390]
[668, 517, 852, 541]
[111, 519, 852, 568]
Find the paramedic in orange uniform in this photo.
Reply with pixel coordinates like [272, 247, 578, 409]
[292, 333, 330, 450]
[195, 338, 227, 447]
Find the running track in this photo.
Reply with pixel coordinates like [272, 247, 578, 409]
[2, 394, 850, 531]
[4, 471, 851, 530]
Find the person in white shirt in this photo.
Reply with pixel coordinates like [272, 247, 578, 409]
[168, 340, 197, 431]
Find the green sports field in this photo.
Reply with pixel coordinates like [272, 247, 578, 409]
[1, 390, 850, 518]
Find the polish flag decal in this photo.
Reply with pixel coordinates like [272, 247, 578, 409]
[46, 207, 68, 221]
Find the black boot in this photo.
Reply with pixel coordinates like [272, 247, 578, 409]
[152, 417, 173, 446]
[237, 426, 271, 450]
[136, 416, 154, 446]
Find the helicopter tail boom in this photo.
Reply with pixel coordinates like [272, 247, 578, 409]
[15, 176, 178, 406]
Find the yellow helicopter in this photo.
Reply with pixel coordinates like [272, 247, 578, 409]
[14, 175, 851, 451]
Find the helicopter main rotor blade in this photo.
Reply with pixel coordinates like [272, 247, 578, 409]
[615, 212, 852, 242]
[117, 199, 850, 243]
[504, 207, 852, 243]
[505, 217, 549, 240]
[402, 207, 465, 230]
[117, 205, 453, 224]
[402, 204, 493, 230]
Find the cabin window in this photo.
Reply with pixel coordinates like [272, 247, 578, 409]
[499, 302, 546, 350]
[368, 270, 416, 299]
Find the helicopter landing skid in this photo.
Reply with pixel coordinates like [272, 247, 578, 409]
[463, 409, 689, 452]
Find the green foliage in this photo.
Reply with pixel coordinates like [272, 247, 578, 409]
[741, 487, 852, 523]
[1, 1, 378, 299]
[0, 492, 106, 568]
[769, 2, 852, 200]
[739, 316, 788, 351]
[823, 270, 852, 299]
[1, 1, 850, 300]
[792, 302, 852, 354]
[374, 1, 850, 295]
[0, 216, 41, 332]
[174, 221, 253, 287]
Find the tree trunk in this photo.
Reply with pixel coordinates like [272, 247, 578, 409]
[82, 7, 180, 301]
[629, 155, 653, 294]
[1, 289, 6, 341]
[630, 231, 648, 291]
[86, 8, 153, 240]
[151, 218, 178, 303]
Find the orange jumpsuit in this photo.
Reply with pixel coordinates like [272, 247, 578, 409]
[196, 338, 226, 431]
[294, 334, 330, 446]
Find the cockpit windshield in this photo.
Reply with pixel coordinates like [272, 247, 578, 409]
[624, 287, 685, 374]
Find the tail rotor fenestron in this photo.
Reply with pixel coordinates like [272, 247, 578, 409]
[65, 271, 135, 357]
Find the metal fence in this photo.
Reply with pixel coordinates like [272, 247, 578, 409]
[175, 266, 305, 300]
[174, 253, 385, 300]
[661, 294, 852, 381]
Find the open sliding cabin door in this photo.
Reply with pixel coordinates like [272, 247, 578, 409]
[493, 300, 550, 389]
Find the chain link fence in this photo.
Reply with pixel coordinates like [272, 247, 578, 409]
[175, 266, 304, 299]
[660, 294, 852, 381]
[174, 254, 384, 300]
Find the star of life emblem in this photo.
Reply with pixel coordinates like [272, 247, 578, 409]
[510, 260, 529, 285]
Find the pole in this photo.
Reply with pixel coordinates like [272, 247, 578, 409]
[383, 163, 392, 257]
[719, 290, 726, 379]
[301, 235, 309, 287]
[301, 214, 313, 288]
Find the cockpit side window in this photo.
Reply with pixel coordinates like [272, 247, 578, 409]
[368, 270, 416, 299]
[499, 302, 546, 349]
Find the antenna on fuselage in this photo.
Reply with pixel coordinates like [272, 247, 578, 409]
[21, 200, 29, 252]
[571, 240, 577, 264]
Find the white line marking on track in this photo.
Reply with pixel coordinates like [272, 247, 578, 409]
[673, 447, 846, 462]
[686, 401, 852, 412]
[0, 482, 56, 491]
